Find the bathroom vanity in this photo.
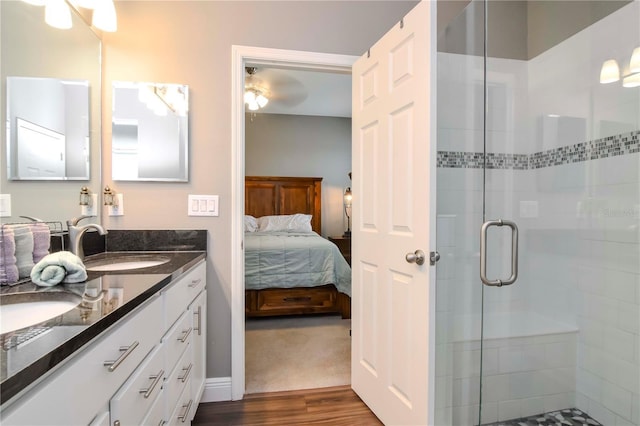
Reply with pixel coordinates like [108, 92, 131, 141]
[0, 250, 206, 425]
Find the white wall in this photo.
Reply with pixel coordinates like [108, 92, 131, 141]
[245, 113, 352, 238]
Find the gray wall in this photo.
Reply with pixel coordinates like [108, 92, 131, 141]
[437, 0, 630, 60]
[102, 0, 419, 380]
[245, 113, 352, 238]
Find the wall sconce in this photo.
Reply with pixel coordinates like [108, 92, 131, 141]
[343, 187, 352, 238]
[103, 186, 117, 206]
[600, 46, 640, 87]
[22, 0, 118, 32]
[79, 186, 92, 206]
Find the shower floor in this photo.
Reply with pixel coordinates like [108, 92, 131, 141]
[483, 408, 601, 426]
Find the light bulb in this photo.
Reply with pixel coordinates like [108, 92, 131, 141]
[256, 94, 268, 108]
[599, 59, 620, 84]
[45, 0, 73, 29]
[244, 90, 256, 104]
[248, 101, 259, 111]
[92, 0, 117, 32]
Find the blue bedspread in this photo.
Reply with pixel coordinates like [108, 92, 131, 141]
[244, 231, 351, 297]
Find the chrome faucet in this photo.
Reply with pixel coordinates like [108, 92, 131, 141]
[66, 216, 107, 260]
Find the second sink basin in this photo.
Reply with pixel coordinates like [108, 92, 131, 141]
[84, 255, 170, 272]
[0, 292, 82, 334]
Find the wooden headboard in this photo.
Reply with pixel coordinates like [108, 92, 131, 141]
[245, 176, 322, 233]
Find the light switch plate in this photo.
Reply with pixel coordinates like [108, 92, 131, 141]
[80, 194, 98, 217]
[108, 194, 124, 216]
[188, 195, 219, 216]
[0, 194, 11, 217]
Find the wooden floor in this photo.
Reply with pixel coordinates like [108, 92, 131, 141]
[192, 385, 383, 425]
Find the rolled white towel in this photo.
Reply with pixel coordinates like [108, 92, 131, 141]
[30, 251, 87, 287]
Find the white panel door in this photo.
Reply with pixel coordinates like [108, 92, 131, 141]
[351, 1, 437, 425]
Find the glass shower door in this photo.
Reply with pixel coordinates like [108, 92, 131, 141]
[479, 1, 640, 425]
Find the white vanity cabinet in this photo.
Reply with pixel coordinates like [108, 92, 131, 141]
[1, 293, 163, 425]
[1, 259, 207, 426]
[160, 261, 206, 425]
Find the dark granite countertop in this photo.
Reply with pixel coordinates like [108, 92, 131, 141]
[0, 250, 206, 407]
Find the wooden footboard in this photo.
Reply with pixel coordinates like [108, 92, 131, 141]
[245, 284, 351, 319]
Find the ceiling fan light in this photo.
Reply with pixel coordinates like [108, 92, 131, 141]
[247, 100, 259, 111]
[45, 0, 73, 29]
[244, 90, 256, 104]
[256, 94, 268, 108]
[92, 0, 117, 32]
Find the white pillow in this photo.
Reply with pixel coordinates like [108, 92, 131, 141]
[257, 214, 313, 233]
[244, 215, 258, 232]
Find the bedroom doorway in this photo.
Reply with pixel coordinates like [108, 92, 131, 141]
[231, 45, 358, 400]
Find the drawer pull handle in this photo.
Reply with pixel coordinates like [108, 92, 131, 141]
[194, 306, 202, 335]
[177, 399, 193, 422]
[178, 327, 192, 343]
[283, 296, 312, 302]
[178, 363, 193, 382]
[139, 369, 164, 398]
[104, 341, 139, 372]
[188, 278, 202, 288]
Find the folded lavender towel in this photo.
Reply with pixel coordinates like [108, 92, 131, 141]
[0, 227, 18, 284]
[31, 222, 51, 263]
[12, 225, 34, 279]
[30, 251, 87, 287]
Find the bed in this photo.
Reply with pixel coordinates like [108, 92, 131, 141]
[244, 176, 351, 319]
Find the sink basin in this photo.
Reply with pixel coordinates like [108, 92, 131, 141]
[85, 255, 170, 272]
[0, 292, 82, 334]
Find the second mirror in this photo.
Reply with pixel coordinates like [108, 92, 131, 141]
[112, 81, 189, 182]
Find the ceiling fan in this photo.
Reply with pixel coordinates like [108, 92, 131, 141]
[244, 66, 308, 112]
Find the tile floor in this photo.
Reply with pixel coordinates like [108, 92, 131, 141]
[483, 408, 602, 426]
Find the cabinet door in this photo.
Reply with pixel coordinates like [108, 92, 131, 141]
[190, 289, 207, 416]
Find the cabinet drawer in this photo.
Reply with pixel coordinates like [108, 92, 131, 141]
[167, 377, 193, 426]
[163, 310, 192, 372]
[140, 387, 166, 426]
[164, 262, 205, 329]
[2, 294, 163, 425]
[165, 344, 193, 419]
[110, 343, 165, 426]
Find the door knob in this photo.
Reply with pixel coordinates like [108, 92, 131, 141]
[405, 250, 426, 265]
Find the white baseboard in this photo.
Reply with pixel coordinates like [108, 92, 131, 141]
[201, 377, 232, 402]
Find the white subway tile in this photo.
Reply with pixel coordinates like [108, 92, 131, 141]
[498, 399, 522, 422]
[602, 381, 633, 421]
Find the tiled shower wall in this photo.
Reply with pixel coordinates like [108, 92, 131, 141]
[435, 2, 639, 425]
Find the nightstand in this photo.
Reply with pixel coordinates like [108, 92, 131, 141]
[329, 236, 351, 265]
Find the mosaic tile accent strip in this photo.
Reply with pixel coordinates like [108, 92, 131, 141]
[437, 130, 640, 169]
[482, 408, 602, 426]
[438, 151, 529, 169]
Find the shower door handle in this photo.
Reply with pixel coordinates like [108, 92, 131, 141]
[480, 219, 519, 287]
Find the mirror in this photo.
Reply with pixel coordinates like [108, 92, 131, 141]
[7, 77, 90, 180]
[0, 1, 101, 223]
[112, 81, 189, 182]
